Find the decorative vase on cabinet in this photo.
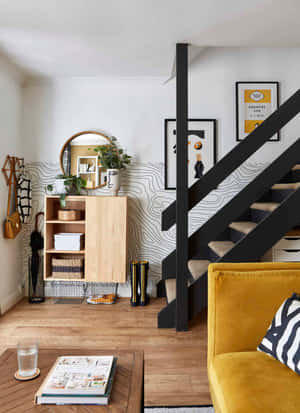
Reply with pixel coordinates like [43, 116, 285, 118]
[107, 169, 120, 196]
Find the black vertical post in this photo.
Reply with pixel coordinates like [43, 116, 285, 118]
[176, 43, 189, 331]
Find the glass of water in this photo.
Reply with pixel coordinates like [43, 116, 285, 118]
[17, 339, 39, 377]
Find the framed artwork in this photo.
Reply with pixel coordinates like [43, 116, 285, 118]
[236, 81, 279, 142]
[164, 118, 217, 190]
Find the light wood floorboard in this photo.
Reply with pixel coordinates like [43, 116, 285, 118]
[0, 297, 211, 407]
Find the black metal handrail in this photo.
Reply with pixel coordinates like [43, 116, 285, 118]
[162, 88, 300, 231]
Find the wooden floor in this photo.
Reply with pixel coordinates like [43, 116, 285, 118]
[0, 297, 211, 407]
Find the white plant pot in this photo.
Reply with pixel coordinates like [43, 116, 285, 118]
[54, 179, 67, 194]
[107, 169, 120, 196]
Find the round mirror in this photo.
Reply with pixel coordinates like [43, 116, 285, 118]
[60, 130, 112, 189]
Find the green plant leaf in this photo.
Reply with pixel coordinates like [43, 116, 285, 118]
[93, 137, 131, 169]
[60, 193, 66, 209]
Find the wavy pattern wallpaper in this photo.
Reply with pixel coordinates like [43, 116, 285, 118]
[21, 161, 265, 297]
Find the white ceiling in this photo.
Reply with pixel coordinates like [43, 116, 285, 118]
[0, 0, 300, 77]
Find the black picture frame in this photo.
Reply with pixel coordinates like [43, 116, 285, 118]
[236, 81, 280, 142]
[164, 118, 217, 190]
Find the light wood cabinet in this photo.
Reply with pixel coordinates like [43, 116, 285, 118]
[44, 195, 128, 283]
[85, 197, 128, 283]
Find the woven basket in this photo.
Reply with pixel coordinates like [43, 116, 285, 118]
[52, 256, 84, 279]
[58, 209, 81, 221]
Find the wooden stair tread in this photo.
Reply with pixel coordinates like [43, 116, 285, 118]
[208, 240, 234, 257]
[272, 182, 300, 190]
[229, 221, 257, 234]
[250, 202, 279, 212]
[188, 260, 210, 280]
[165, 260, 210, 302]
[165, 279, 176, 303]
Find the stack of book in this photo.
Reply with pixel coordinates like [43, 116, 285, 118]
[35, 355, 117, 405]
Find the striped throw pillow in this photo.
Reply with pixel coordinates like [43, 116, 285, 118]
[258, 293, 300, 374]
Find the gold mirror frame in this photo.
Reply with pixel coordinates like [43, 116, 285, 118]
[60, 130, 112, 190]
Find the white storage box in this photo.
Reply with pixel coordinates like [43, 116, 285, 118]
[54, 233, 84, 251]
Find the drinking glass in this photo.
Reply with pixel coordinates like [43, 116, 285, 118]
[17, 339, 39, 377]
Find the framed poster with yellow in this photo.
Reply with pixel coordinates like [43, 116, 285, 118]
[236, 81, 279, 142]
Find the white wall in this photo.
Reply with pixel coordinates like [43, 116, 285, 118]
[0, 56, 24, 312]
[22, 47, 300, 165]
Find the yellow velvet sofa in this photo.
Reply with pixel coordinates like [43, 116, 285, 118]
[207, 262, 300, 413]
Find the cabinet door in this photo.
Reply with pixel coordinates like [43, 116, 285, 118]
[85, 197, 128, 283]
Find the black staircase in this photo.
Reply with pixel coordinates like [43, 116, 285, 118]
[158, 45, 300, 330]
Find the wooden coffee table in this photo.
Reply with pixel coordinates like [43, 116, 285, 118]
[0, 348, 144, 412]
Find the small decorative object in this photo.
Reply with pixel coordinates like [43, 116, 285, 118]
[16, 339, 39, 379]
[58, 209, 81, 221]
[236, 81, 279, 141]
[107, 169, 120, 196]
[92, 136, 131, 196]
[164, 119, 217, 189]
[29, 212, 45, 303]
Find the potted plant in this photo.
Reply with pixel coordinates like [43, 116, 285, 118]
[47, 175, 87, 209]
[92, 137, 131, 196]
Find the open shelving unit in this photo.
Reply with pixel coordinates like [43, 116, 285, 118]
[44, 195, 128, 284]
[44, 196, 86, 281]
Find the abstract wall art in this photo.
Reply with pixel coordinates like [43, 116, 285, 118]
[164, 119, 217, 189]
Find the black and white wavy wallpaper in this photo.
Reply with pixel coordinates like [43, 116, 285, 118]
[21, 161, 266, 297]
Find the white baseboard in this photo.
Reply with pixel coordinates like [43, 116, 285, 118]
[0, 285, 24, 315]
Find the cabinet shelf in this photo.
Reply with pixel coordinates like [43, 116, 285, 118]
[46, 220, 86, 224]
[44, 276, 86, 282]
[46, 249, 85, 254]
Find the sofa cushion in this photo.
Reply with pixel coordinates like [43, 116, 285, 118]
[208, 264, 300, 360]
[258, 293, 300, 375]
[209, 351, 300, 413]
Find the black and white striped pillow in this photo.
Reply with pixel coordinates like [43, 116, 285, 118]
[258, 293, 300, 374]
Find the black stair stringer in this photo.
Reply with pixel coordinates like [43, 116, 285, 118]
[157, 298, 176, 328]
[163, 137, 300, 277]
[188, 272, 208, 320]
